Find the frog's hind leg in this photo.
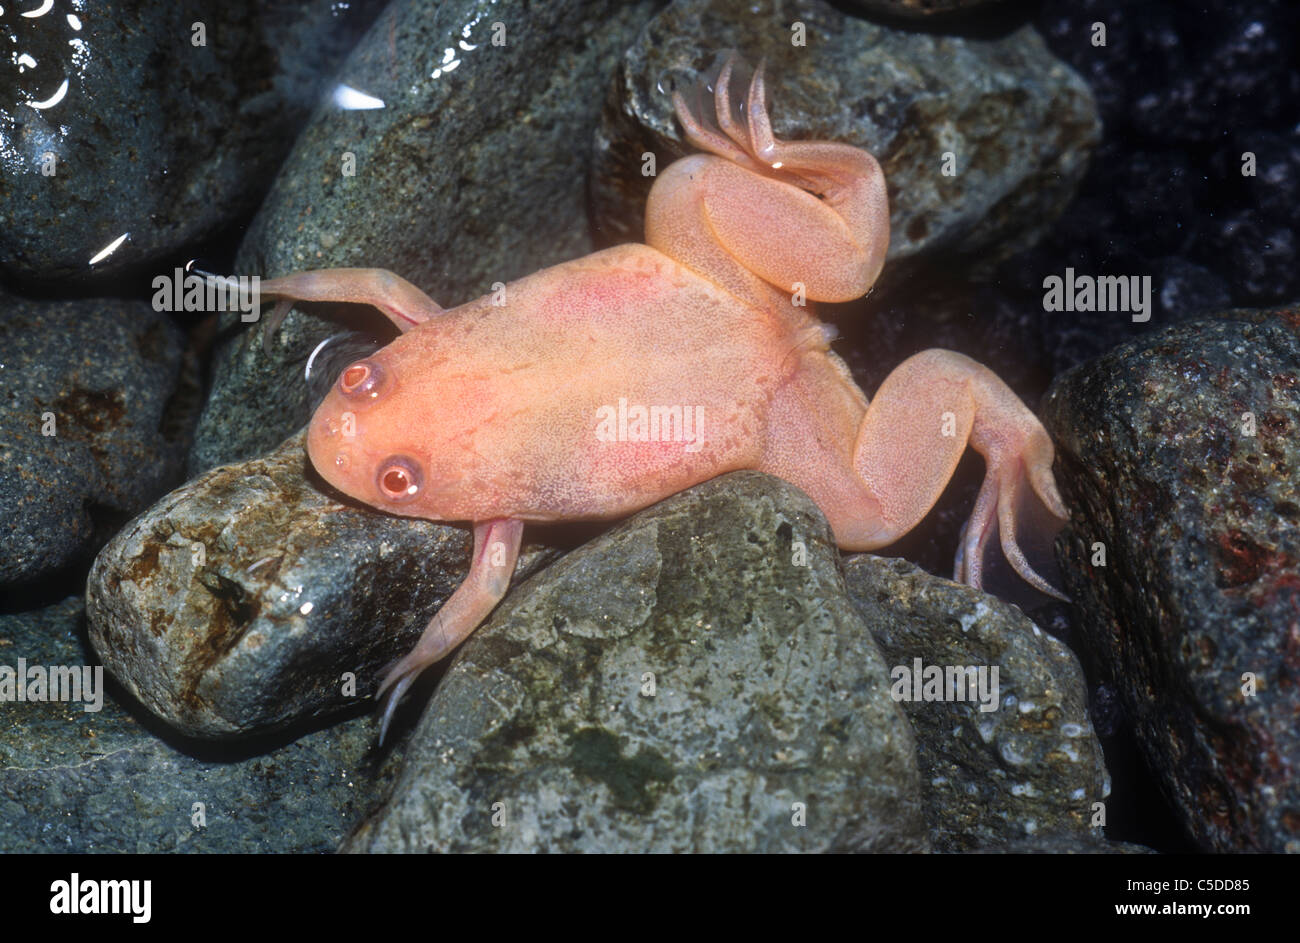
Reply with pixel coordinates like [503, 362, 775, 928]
[661, 54, 890, 305]
[671, 51, 768, 175]
[374, 518, 525, 743]
[847, 349, 1070, 601]
[258, 268, 446, 355]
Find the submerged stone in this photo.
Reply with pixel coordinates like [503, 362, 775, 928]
[345, 473, 929, 853]
[1043, 306, 1300, 853]
[86, 430, 557, 739]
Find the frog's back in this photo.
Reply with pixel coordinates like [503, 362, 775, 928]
[372, 244, 793, 520]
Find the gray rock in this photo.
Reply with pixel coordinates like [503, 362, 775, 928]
[189, 0, 660, 474]
[1042, 306, 1300, 853]
[590, 0, 1099, 288]
[0, 293, 195, 587]
[0, 595, 402, 853]
[86, 430, 558, 739]
[344, 472, 928, 853]
[842, 555, 1110, 852]
[0, 0, 385, 285]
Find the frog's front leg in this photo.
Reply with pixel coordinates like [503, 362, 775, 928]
[375, 517, 524, 742]
[257, 267, 446, 354]
[847, 349, 1069, 599]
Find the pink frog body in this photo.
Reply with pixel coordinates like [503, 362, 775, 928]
[258, 55, 1069, 737]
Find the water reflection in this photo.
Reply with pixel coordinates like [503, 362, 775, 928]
[333, 83, 385, 110]
[0, 0, 90, 172]
[87, 231, 128, 265]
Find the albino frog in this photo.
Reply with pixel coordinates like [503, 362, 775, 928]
[259, 55, 1068, 738]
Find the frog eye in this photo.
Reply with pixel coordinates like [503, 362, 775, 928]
[340, 360, 382, 397]
[376, 456, 422, 502]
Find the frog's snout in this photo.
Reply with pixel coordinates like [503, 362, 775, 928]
[307, 403, 361, 492]
[306, 357, 390, 493]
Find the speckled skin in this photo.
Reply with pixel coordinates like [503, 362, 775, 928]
[259, 57, 1068, 735]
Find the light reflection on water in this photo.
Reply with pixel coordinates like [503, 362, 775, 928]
[333, 84, 385, 110]
[429, 4, 492, 81]
[0, 0, 89, 173]
[335, 3, 496, 110]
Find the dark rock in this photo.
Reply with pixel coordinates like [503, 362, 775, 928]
[344, 473, 928, 853]
[843, 555, 1110, 852]
[1036, 1, 1300, 148]
[1204, 124, 1300, 305]
[1042, 306, 1300, 853]
[965, 834, 1156, 853]
[1013, 1, 1300, 374]
[1155, 257, 1232, 323]
[189, 0, 660, 474]
[0, 596, 401, 853]
[1215, 212, 1298, 303]
[839, 0, 1012, 19]
[0, 0, 386, 285]
[590, 0, 1099, 285]
[0, 293, 194, 587]
[86, 430, 558, 739]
